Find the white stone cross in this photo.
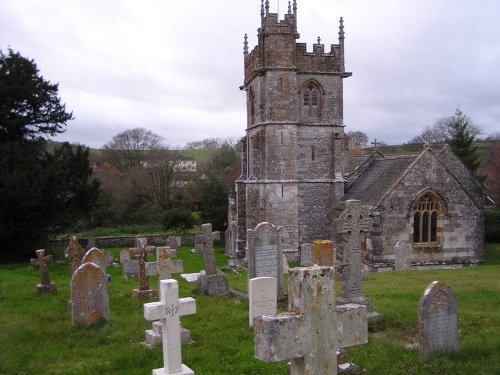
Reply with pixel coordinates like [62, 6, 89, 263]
[254, 266, 368, 375]
[335, 200, 373, 299]
[144, 279, 196, 375]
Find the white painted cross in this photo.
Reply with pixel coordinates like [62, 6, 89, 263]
[144, 279, 196, 375]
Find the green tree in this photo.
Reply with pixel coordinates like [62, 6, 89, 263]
[0, 49, 73, 143]
[0, 49, 99, 259]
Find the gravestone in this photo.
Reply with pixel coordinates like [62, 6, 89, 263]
[87, 237, 96, 248]
[71, 262, 109, 325]
[300, 243, 313, 266]
[156, 247, 183, 282]
[30, 254, 53, 267]
[418, 281, 459, 360]
[249, 277, 277, 327]
[120, 250, 130, 263]
[254, 266, 368, 374]
[166, 236, 180, 253]
[247, 222, 284, 298]
[144, 279, 196, 375]
[312, 240, 335, 266]
[394, 240, 412, 270]
[35, 249, 58, 295]
[129, 237, 157, 299]
[82, 247, 107, 273]
[195, 223, 231, 297]
[64, 236, 85, 275]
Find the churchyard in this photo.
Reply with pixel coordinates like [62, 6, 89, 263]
[0, 243, 498, 374]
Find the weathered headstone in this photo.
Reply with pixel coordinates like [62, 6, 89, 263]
[312, 239, 335, 266]
[120, 249, 130, 263]
[144, 279, 196, 375]
[71, 262, 109, 325]
[30, 254, 53, 267]
[195, 224, 231, 297]
[418, 281, 459, 360]
[82, 247, 107, 273]
[247, 222, 284, 298]
[64, 236, 85, 275]
[254, 266, 368, 374]
[249, 277, 277, 326]
[166, 236, 180, 252]
[335, 200, 372, 300]
[300, 243, 313, 266]
[156, 246, 183, 282]
[35, 249, 58, 295]
[394, 240, 412, 270]
[129, 237, 157, 299]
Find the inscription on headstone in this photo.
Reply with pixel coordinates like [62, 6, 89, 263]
[419, 281, 459, 360]
[249, 277, 277, 326]
[394, 240, 412, 270]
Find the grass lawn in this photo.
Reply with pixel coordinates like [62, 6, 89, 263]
[0, 244, 499, 374]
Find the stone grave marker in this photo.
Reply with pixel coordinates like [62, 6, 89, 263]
[254, 266, 368, 374]
[249, 277, 277, 327]
[64, 236, 85, 275]
[418, 280, 459, 360]
[129, 237, 157, 299]
[394, 240, 412, 270]
[195, 223, 231, 297]
[71, 262, 109, 325]
[82, 247, 107, 273]
[30, 253, 53, 267]
[144, 279, 196, 375]
[166, 236, 180, 254]
[87, 237, 96, 248]
[300, 243, 313, 266]
[120, 250, 130, 263]
[35, 249, 58, 295]
[312, 239, 335, 266]
[247, 222, 284, 298]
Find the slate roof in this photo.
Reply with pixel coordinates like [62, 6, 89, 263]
[342, 155, 417, 206]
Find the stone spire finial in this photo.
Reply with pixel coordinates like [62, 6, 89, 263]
[293, 0, 297, 14]
[317, 36, 321, 44]
[261, 0, 265, 19]
[265, 0, 270, 15]
[243, 33, 249, 55]
[288, 1, 291, 14]
[339, 17, 345, 40]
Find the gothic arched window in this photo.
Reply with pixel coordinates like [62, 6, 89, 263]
[412, 193, 440, 244]
[300, 81, 322, 120]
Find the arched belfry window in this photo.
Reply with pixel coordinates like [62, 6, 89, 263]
[412, 193, 440, 244]
[300, 81, 322, 120]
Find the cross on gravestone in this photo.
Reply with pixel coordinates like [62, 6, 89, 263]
[418, 281, 459, 360]
[144, 279, 196, 375]
[35, 249, 58, 295]
[64, 236, 85, 275]
[254, 266, 368, 375]
[129, 237, 157, 299]
[371, 139, 380, 151]
[156, 247, 183, 287]
[199, 223, 218, 275]
[335, 200, 373, 300]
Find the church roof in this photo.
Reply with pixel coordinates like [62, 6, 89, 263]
[342, 155, 416, 206]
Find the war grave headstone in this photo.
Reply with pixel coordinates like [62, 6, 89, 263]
[64, 236, 85, 276]
[335, 200, 383, 322]
[82, 247, 107, 274]
[300, 243, 313, 266]
[247, 222, 284, 298]
[254, 266, 368, 375]
[394, 240, 412, 271]
[419, 280, 459, 360]
[144, 279, 196, 375]
[195, 223, 231, 297]
[35, 249, 58, 295]
[71, 262, 109, 325]
[249, 277, 277, 326]
[129, 237, 157, 299]
[145, 246, 187, 347]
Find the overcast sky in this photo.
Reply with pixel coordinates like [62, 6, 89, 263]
[1, 0, 499, 149]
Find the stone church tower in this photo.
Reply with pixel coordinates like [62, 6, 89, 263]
[234, 1, 351, 260]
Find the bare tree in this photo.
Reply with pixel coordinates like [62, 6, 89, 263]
[347, 131, 369, 149]
[103, 127, 166, 172]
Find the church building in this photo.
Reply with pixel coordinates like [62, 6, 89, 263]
[232, 0, 485, 269]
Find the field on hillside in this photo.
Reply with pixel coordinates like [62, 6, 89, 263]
[0, 244, 499, 375]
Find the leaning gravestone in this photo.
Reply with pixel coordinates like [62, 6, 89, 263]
[82, 247, 107, 273]
[300, 243, 313, 266]
[247, 222, 284, 298]
[35, 249, 58, 295]
[71, 262, 109, 325]
[249, 277, 277, 327]
[418, 280, 459, 360]
[144, 279, 196, 375]
[254, 266, 368, 375]
[195, 223, 231, 297]
[394, 240, 412, 270]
